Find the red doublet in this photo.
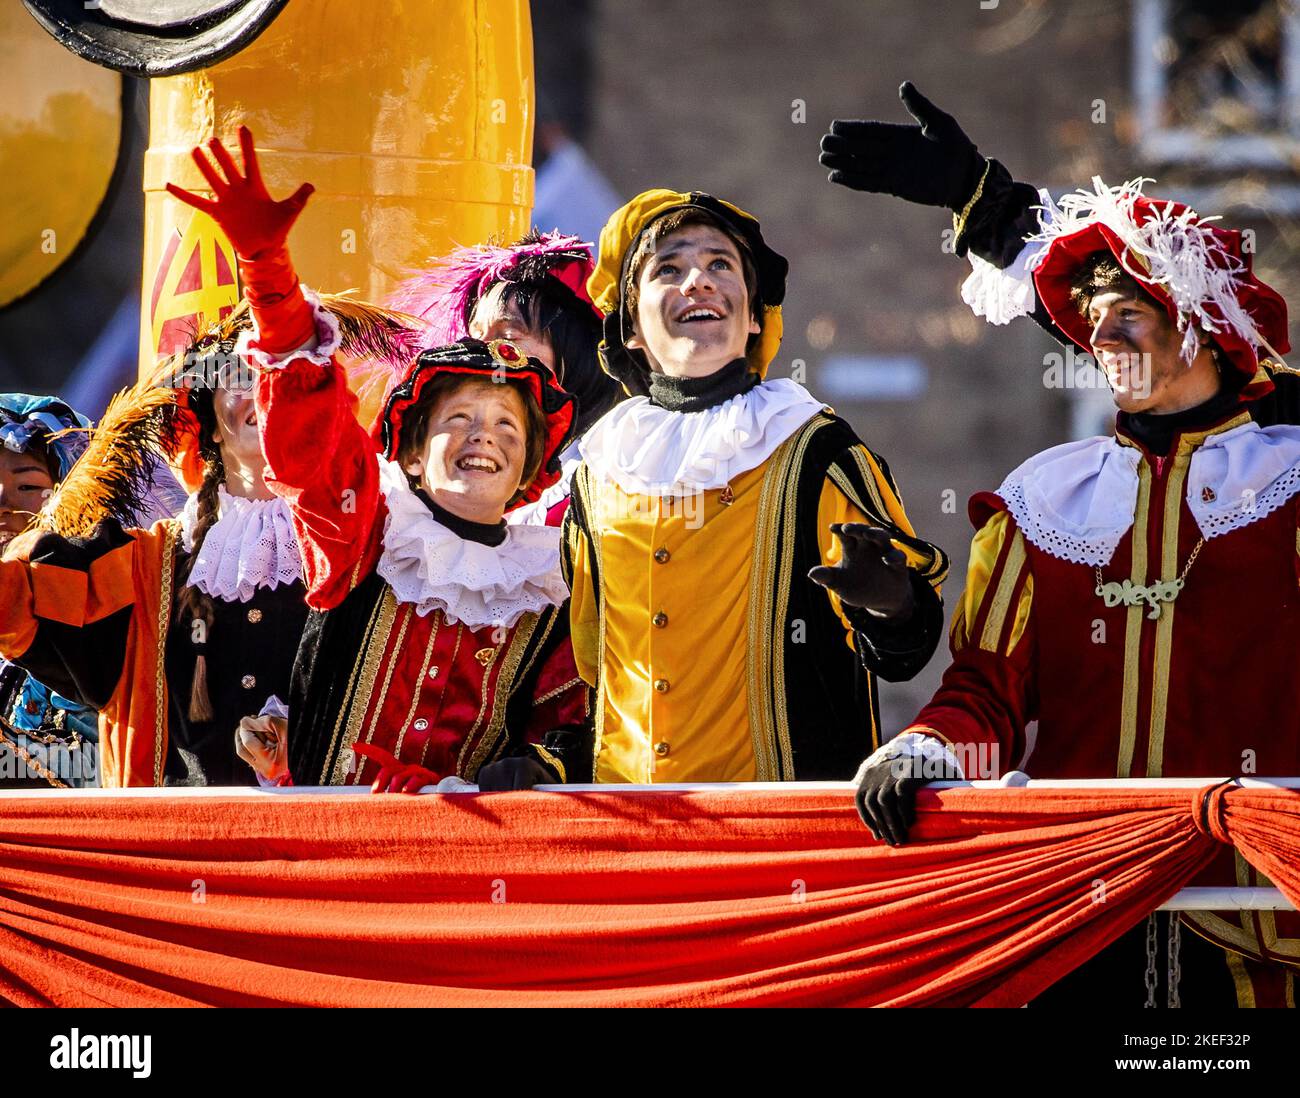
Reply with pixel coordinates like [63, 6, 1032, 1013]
[910, 411, 1300, 977]
[254, 336, 587, 787]
[329, 595, 585, 787]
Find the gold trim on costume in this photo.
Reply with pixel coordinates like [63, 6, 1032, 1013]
[153, 522, 179, 787]
[330, 590, 399, 786]
[393, 611, 440, 762]
[1116, 463, 1152, 778]
[531, 742, 566, 783]
[320, 592, 385, 784]
[359, 603, 413, 753]
[1144, 452, 1190, 777]
[1226, 950, 1257, 1008]
[979, 530, 1026, 654]
[953, 158, 991, 244]
[464, 613, 542, 779]
[747, 415, 828, 781]
[533, 676, 584, 707]
[580, 464, 611, 770]
[769, 418, 826, 780]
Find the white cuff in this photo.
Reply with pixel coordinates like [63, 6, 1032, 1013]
[234, 285, 341, 370]
[258, 694, 289, 721]
[865, 730, 965, 780]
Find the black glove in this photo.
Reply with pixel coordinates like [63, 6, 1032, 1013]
[476, 755, 560, 791]
[808, 523, 915, 620]
[819, 81, 984, 212]
[854, 746, 960, 845]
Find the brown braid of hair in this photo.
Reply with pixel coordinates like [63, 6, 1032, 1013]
[174, 389, 225, 724]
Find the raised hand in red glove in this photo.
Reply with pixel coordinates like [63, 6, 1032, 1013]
[165, 125, 317, 354]
[351, 742, 441, 795]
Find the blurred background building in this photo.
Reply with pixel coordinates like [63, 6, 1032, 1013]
[3, 0, 1297, 728]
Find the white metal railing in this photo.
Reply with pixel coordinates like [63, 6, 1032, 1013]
[3, 776, 1296, 913]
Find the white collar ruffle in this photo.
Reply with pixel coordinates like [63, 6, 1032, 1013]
[997, 421, 1300, 565]
[374, 457, 567, 628]
[179, 489, 302, 602]
[577, 378, 826, 496]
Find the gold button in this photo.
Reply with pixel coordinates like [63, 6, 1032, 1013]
[652, 611, 668, 628]
[240, 674, 256, 690]
[247, 608, 263, 623]
[653, 547, 670, 564]
[653, 678, 670, 693]
[474, 647, 494, 666]
[654, 741, 670, 757]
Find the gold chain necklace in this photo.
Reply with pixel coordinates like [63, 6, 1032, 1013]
[1094, 537, 1204, 621]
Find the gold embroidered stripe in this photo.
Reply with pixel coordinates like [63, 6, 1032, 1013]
[1116, 463, 1152, 778]
[393, 611, 439, 762]
[978, 530, 1025, 654]
[1145, 453, 1190, 777]
[330, 590, 399, 786]
[153, 523, 178, 787]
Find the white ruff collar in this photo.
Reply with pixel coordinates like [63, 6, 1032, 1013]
[577, 378, 826, 496]
[997, 422, 1300, 566]
[179, 489, 302, 602]
[374, 458, 567, 628]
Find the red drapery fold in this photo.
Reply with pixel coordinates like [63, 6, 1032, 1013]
[0, 784, 1297, 1007]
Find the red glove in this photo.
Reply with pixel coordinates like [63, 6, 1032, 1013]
[351, 742, 440, 795]
[166, 125, 317, 354]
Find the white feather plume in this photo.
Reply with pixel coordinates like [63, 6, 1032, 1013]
[1025, 177, 1261, 364]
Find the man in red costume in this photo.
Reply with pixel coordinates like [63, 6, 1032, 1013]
[169, 129, 591, 792]
[832, 131, 1299, 1003]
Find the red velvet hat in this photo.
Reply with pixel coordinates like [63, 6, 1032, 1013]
[378, 338, 577, 509]
[1030, 178, 1290, 395]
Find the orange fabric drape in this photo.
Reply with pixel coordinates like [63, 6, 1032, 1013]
[0, 784, 1297, 1007]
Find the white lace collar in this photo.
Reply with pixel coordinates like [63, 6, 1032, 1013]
[577, 378, 826, 496]
[374, 457, 567, 628]
[997, 422, 1300, 565]
[179, 489, 302, 602]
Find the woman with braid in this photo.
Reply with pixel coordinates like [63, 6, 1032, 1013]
[0, 300, 418, 786]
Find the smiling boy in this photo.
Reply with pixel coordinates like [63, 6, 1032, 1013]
[168, 130, 592, 791]
[563, 190, 948, 782]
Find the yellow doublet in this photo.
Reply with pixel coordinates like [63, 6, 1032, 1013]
[566, 442, 928, 783]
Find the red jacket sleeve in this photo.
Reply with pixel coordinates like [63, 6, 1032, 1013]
[906, 508, 1037, 779]
[254, 354, 384, 610]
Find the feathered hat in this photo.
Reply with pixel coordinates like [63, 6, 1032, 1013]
[390, 231, 601, 345]
[378, 337, 577, 510]
[161, 295, 428, 493]
[1029, 177, 1290, 393]
[587, 189, 789, 396]
[34, 296, 426, 540]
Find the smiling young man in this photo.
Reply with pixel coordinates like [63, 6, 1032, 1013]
[169, 129, 592, 792]
[843, 173, 1300, 1006]
[562, 190, 948, 783]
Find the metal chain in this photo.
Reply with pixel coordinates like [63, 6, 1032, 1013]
[1094, 536, 1205, 593]
[1167, 914, 1183, 1008]
[1144, 913, 1159, 1008]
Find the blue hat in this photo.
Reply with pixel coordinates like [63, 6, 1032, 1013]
[0, 394, 92, 479]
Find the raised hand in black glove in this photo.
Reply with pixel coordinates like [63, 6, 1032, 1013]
[819, 80, 984, 211]
[854, 742, 961, 845]
[808, 523, 915, 620]
[476, 755, 560, 791]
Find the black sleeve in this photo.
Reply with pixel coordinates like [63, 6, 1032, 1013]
[846, 569, 945, 683]
[499, 603, 595, 784]
[11, 523, 134, 709]
[956, 158, 1076, 349]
